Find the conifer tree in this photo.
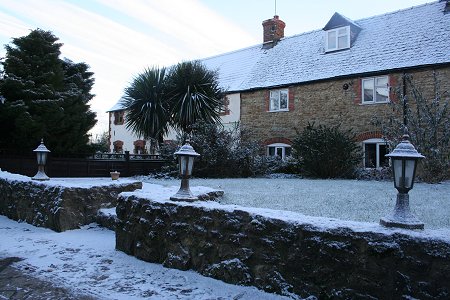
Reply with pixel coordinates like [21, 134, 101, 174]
[0, 29, 97, 154]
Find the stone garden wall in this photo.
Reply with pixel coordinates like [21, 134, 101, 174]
[116, 195, 450, 299]
[0, 174, 142, 232]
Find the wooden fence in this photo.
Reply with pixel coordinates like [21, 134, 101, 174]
[0, 151, 166, 177]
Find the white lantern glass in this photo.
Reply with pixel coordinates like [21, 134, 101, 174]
[404, 159, 416, 189]
[179, 155, 187, 175]
[393, 159, 403, 189]
[37, 152, 47, 165]
[178, 154, 196, 176]
[187, 156, 194, 176]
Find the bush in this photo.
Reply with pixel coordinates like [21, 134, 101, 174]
[355, 167, 392, 181]
[189, 121, 260, 178]
[162, 122, 301, 178]
[292, 123, 361, 178]
[372, 72, 449, 183]
[152, 141, 179, 178]
[250, 155, 300, 176]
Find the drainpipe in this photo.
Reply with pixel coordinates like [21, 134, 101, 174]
[402, 71, 407, 127]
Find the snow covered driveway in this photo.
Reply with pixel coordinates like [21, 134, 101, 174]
[0, 216, 290, 300]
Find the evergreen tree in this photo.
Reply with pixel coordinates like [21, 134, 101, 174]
[0, 29, 97, 154]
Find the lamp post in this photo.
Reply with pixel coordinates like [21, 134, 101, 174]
[170, 142, 200, 202]
[380, 132, 425, 229]
[32, 139, 51, 181]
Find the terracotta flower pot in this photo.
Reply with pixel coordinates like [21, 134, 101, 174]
[110, 171, 120, 180]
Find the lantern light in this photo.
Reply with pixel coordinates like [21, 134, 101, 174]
[32, 139, 51, 181]
[170, 142, 200, 201]
[380, 132, 425, 229]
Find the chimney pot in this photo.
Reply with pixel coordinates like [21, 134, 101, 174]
[262, 15, 286, 44]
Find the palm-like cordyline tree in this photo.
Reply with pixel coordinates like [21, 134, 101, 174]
[121, 67, 169, 147]
[122, 61, 224, 152]
[166, 61, 223, 138]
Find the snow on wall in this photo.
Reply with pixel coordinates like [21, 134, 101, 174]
[116, 191, 450, 298]
[0, 171, 142, 232]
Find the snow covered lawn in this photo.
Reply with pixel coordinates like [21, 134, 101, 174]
[144, 178, 450, 229]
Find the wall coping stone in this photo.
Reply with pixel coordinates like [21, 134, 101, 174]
[119, 192, 450, 243]
[0, 171, 142, 232]
[0, 170, 140, 188]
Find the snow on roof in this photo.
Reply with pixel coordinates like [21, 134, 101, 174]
[200, 44, 263, 92]
[201, 1, 449, 92]
[322, 12, 361, 30]
[107, 97, 126, 112]
[108, 1, 449, 109]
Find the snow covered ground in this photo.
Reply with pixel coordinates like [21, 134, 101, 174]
[1, 172, 449, 299]
[144, 177, 450, 229]
[0, 216, 290, 300]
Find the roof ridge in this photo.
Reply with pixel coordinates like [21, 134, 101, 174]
[200, 43, 262, 62]
[280, 1, 439, 42]
[353, 1, 438, 23]
[199, 1, 440, 60]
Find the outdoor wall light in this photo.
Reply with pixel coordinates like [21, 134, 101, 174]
[32, 139, 51, 181]
[170, 141, 200, 202]
[380, 131, 425, 229]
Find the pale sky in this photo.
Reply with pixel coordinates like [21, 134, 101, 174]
[0, 0, 432, 137]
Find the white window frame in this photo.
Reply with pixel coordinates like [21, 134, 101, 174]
[362, 76, 390, 104]
[267, 143, 292, 160]
[363, 138, 389, 169]
[325, 26, 350, 52]
[269, 89, 289, 112]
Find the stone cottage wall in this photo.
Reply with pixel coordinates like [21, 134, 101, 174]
[116, 195, 450, 299]
[0, 177, 142, 232]
[240, 66, 450, 145]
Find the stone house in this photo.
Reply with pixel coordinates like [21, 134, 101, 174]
[108, 1, 450, 167]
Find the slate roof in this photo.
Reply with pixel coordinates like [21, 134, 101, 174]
[109, 1, 450, 111]
[201, 1, 450, 92]
[107, 98, 126, 112]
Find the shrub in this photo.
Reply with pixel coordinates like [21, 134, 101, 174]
[355, 167, 392, 181]
[189, 121, 260, 178]
[163, 122, 301, 178]
[292, 123, 361, 178]
[372, 72, 449, 183]
[250, 155, 301, 176]
[154, 141, 179, 178]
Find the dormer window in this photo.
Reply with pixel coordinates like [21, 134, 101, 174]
[325, 26, 350, 52]
[323, 12, 361, 53]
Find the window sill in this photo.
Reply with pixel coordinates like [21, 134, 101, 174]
[364, 167, 389, 170]
[268, 109, 289, 113]
[360, 101, 390, 106]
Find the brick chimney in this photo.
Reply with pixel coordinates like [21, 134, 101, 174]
[262, 15, 286, 44]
